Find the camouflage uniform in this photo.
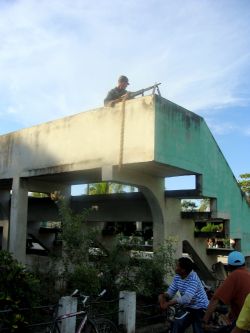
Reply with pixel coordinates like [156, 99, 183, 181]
[104, 87, 127, 106]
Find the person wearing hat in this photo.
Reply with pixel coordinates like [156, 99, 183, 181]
[203, 251, 250, 331]
[104, 75, 130, 107]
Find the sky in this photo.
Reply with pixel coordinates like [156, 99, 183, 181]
[0, 0, 250, 192]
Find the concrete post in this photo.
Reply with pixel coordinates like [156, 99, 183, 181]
[0, 190, 10, 250]
[9, 177, 28, 263]
[119, 290, 136, 333]
[58, 296, 78, 333]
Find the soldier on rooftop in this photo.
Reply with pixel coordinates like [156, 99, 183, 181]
[104, 75, 130, 107]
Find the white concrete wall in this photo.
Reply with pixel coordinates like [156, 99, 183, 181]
[0, 96, 155, 179]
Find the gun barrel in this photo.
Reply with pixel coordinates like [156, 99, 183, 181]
[131, 83, 161, 98]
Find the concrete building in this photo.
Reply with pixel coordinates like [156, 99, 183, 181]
[0, 95, 250, 273]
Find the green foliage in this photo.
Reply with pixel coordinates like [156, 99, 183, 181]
[68, 264, 101, 295]
[87, 182, 137, 195]
[35, 199, 176, 304]
[58, 200, 97, 264]
[0, 250, 40, 332]
[200, 223, 223, 232]
[133, 242, 176, 299]
[181, 200, 197, 212]
[238, 173, 250, 192]
[238, 174, 250, 203]
[198, 198, 210, 212]
[88, 182, 111, 194]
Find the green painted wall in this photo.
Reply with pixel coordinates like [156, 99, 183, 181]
[154, 96, 250, 254]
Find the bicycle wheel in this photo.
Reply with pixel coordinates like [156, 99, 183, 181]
[80, 318, 98, 333]
[93, 318, 118, 333]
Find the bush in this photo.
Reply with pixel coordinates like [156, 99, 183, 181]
[0, 250, 40, 332]
[68, 264, 101, 295]
[38, 199, 176, 303]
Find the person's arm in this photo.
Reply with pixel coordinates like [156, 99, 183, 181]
[104, 89, 116, 106]
[159, 292, 170, 309]
[159, 276, 178, 309]
[203, 298, 219, 324]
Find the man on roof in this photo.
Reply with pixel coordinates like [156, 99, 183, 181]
[104, 75, 130, 107]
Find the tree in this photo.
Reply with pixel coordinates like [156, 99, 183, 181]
[238, 173, 250, 193]
[0, 251, 40, 331]
[181, 200, 197, 212]
[198, 198, 210, 212]
[238, 173, 250, 203]
[87, 182, 136, 195]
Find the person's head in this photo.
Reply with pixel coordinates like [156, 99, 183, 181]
[227, 251, 245, 270]
[117, 75, 129, 89]
[175, 257, 194, 278]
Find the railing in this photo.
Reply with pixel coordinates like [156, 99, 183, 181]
[0, 291, 136, 333]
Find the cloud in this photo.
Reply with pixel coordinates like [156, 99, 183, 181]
[206, 118, 250, 137]
[206, 119, 238, 135]
[244, 128, 250, 136]
[0, 0, 250, 130]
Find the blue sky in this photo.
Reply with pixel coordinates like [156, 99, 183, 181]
[0, 0, 250, 188]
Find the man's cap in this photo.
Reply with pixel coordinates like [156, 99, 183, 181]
[118, 75, 129, 84]
[228, 251, 245, 266]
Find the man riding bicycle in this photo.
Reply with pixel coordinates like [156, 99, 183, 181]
[159, 257, 208, 333]
[203, 251, 250, 332]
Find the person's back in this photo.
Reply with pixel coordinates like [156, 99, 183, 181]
[213, 267, 250, 320]
[231, 293, 250, 332]
[204, 251, 250, 331]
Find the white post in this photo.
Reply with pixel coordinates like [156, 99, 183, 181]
[58, 296, 77, 333]
[119, 290, 136, 333]
[9, 177, 28, 263]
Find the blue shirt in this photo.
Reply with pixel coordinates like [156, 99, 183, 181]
[167, 271, 209, 309]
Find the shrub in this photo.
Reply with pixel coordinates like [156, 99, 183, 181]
[0, 250, 40, 332]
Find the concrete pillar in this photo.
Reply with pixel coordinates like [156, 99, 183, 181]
[0, 190, 11, 250]
[119, 290, 136, 333]
[58, 296, 77, 333]
[165, 198, 183, 258]
[140, 185, 165, 247]
[9, 177, 28, 263]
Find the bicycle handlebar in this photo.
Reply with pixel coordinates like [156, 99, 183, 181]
[70, 289, 107, 305]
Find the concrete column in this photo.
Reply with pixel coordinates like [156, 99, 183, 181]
[140, 185, 165, 247]
[119, 290, 136, 333]
[9, 177, 28, 263]
[58, 296, 77, 333]
[0, 190, 11, 250]
[165, 198, 183, 258]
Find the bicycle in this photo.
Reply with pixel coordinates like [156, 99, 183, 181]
[46, 289, 118, 333]
[203, 304, 231, 333]
[163, 303, 229, 333]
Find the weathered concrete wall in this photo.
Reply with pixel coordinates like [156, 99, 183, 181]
[0, 97, 155, 179]
[1, 94, 250, 262]
[155, 96, 250, 253]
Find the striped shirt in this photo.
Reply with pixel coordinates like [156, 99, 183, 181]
[167, 271, 209, 309]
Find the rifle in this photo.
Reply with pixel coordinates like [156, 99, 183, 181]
[110, 82, 161, 106]
[129, 82, 161, 98]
